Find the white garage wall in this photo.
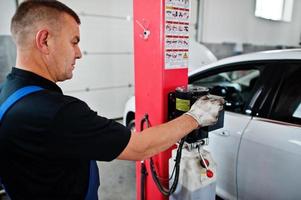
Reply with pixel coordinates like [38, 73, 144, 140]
[0, 1, 16, 35]
[0, 1, 16, 83]
[201, 0, 301, 46]
[60, 0, 134, 119]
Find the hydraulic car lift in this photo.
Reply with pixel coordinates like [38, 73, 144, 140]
[133, 0, 189, 199]
[133, 0, 225, 199]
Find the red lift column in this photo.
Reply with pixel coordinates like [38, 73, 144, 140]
[133, 0, 191, 199]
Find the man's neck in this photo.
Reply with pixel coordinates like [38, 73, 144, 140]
[16, 51, 56, 83]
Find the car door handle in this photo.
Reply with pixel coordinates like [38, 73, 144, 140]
[217, 130, 230, 137]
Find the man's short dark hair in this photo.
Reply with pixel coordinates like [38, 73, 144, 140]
[11, 0, 81, 46]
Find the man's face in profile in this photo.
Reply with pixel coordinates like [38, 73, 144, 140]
[47, 13, 82, 82]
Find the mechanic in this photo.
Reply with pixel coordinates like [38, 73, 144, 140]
[0, 0, 223, 199]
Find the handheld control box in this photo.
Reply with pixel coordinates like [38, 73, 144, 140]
[168, 85, 224, 143]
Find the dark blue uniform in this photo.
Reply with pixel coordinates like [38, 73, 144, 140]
[0, 68, 131, 200]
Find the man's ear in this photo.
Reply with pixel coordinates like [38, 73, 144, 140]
[35, 29, 50, 54]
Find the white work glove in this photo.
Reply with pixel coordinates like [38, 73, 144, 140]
[184, 95, 224, 127]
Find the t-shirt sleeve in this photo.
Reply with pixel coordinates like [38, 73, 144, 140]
[47, 99, 131, 161]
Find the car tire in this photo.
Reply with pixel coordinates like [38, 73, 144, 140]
[216, 195, 224, 200]
[127, 119, 136, 132]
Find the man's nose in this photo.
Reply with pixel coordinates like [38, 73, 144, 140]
[76, 46, 82, 59]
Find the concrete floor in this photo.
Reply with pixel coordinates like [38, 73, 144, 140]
[98, 160, 136, 200]
[97, 119, 136, 200]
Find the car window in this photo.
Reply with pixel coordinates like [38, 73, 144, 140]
[191, 69, 260, 114]
[270, 66, 301, 125]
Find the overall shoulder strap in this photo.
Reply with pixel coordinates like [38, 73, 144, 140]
[0, 85, 44, 197]
[0, 85, 44, 121]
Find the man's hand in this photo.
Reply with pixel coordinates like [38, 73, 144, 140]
[185, 95, 224, 127]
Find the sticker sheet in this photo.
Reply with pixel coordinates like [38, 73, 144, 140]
[165, 0, 190, 69]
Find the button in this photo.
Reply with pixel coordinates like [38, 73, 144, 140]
[206, 169, 214, 178]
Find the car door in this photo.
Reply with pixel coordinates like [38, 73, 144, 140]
[190, 62, 267, 200]
[237, 62, 301, 200]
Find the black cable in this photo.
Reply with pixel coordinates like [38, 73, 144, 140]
[140, 113, 185, 196]
[140, 114, 149, 200]
[140, 161, 147, 200]
[150, 138, 185, 196]
[140, 114, 186, 197]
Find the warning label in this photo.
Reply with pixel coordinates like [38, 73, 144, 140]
[165, 0, 190, 69]
[176, 98, 190, 112]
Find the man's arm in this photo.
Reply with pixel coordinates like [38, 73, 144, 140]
[117, 114, 197, 160]
[117, 95, 223, 161]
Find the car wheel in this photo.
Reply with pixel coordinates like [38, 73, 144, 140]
[127, 119, 136, 132]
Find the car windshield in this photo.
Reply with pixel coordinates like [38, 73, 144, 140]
[193, 69, 259, 90]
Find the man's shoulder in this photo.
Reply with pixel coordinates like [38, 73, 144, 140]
[42, 90, 78, 101]
[17, 90, 91, 121]
[28, 90, 86, 113]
